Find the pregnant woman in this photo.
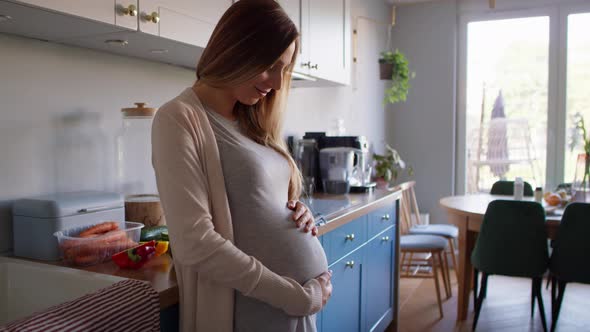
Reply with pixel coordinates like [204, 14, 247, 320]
[151, 1, 332, 331]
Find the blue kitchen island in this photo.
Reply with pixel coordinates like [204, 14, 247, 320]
[312, 189, 400, 332]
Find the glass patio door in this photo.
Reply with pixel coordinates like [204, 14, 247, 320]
[563, 11, 590, 185]
[463, 15, 550, 192]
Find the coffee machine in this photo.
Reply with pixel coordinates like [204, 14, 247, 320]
[301, 132, 375, 193]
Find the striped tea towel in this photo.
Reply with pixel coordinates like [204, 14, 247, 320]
[1, 279, 160, 332]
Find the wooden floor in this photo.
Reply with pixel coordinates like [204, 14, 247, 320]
[397, 270, 590, 332]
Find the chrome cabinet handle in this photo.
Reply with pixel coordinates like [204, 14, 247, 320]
[301, 61, 311, 68]
[381, 236, 390, 242]
[381, 214, 390, 221]
[345, 260, 355, 269]
[345, 233, 355, 241]
[310, 63, 318, 69]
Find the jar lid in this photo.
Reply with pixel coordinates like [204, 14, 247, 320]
[121, 102, 157, 117]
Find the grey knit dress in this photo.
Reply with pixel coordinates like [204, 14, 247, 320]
[205, 108, 328, 332]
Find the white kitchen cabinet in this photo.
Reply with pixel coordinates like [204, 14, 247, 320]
[308, 0, 350, 84]
[12, 0, 138, 30]
[279, 0, 350, 85]
[138, 0, 232, 47]
[278, 0, 311, 76]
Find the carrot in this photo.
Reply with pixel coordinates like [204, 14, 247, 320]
[65, 238, 137, 261]
[78, 221, 119, 238]
[61, 229, 128, 250]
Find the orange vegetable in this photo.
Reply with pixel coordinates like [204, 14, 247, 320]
[545, 193, 561, 206]
[78, 221, 119, 238]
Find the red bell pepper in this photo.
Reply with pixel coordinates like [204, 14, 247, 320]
[112, 240, 156, 269]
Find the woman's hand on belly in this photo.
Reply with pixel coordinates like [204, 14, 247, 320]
[315, 270, 333, 308]
[287, 200, 317, 236]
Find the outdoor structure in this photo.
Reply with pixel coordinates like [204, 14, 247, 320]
[467, 117, 540, 192]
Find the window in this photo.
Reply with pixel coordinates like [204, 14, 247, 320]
[564, 12, 590, 184]
[457, 3, 590, 194]
[465, 17, 549, 192]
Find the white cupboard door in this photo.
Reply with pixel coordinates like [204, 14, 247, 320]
[309, 0, 349, 84]
[278, 0, 310, 75]
[15, 0, 119, 25]
[139, 0, 232, 47]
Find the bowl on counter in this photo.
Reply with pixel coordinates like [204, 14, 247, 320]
[54, 221, 143, 266]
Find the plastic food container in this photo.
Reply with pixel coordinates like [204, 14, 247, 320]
[54, 221, 143, 266]
[12, 191, 125, 261]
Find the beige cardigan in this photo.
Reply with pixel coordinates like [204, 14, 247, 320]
[152, 88, 323, 332]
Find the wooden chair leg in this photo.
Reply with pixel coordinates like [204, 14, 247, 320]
[448, 238, 459, 282]
[472, 272, 488, 331]
[431, 254, 444, 319]
[400, 251, 407, 275]
[438, 252, 451, 299]
[442, 250, 452, 298]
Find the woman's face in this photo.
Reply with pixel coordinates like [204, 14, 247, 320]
[232, 42, 296, 105]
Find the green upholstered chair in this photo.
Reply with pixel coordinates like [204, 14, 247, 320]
[549, 203, 590, 332]
[471, 200, 549, 331]
[490, 180, 534, 196]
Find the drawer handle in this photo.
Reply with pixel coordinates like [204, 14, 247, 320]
[381, 236, 390, 242]
[345, 233, 355, 241]
[381, 214, 390, 221]
[345, 260, 355, 269]
[143, 11, 160, 23]
[120, 4, 137, 16]
[301, 61, 311, 67]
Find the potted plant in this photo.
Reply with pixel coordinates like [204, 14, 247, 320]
[373, 143, 413, 189]
[378, 50, 415, 105]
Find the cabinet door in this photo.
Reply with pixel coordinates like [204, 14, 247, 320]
[321, 250, 363, 332]
[277, 0, 310, 75]
[139, 0, 232, 47]
[16, 0, 137, 29]
[15, 0, 116, 25]
[308, 0, 350, 84]
[365, 227, 395, 332]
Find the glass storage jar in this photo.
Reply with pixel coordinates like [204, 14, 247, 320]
[116, 102, 165, 226]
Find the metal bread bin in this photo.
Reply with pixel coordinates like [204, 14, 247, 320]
[12, 191, 124, 261]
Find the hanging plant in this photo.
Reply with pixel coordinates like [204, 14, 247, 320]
[378, 50, 415, 105]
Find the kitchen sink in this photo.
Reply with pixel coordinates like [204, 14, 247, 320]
[0, 256, 127, 325]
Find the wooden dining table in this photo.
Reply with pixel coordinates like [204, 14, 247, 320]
[439, 193, 562, 321]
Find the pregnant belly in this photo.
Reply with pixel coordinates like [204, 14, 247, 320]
[232, 207, 329, 284]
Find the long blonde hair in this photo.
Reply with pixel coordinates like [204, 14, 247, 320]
[196, 0, 302, 200]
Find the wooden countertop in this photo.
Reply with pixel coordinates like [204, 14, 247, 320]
[50, 188, 402, 310]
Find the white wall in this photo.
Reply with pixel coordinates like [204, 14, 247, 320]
[0, 0, 391, 252]
[386, 0, 458, 224]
